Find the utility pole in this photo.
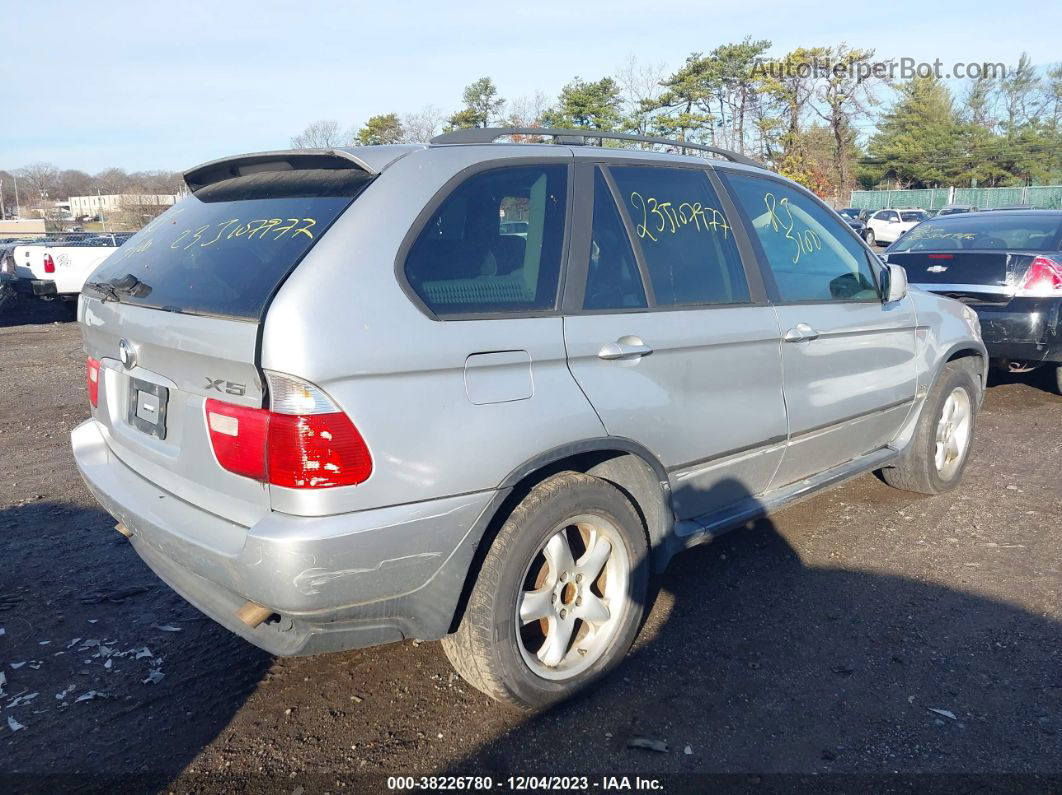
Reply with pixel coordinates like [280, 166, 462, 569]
[97, 187, 107, 233]
[0, 179, 6, 220]
[13, 174, 21, 219]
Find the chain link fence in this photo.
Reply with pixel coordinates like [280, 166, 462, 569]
[849, 186, 1062, 211]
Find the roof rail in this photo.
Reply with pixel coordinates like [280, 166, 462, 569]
[430, 127, 763, 168]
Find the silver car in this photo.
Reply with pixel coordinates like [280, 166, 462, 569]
[71, 128, 986, 709]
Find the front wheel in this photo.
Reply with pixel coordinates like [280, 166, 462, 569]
[442, 472, 650, 709]
[882, 361, 979, 494]
[1053, 363, 1062, 396]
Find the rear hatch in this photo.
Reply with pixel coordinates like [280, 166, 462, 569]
[886, 212, 1062, 305]
[80, 154, 374, 526]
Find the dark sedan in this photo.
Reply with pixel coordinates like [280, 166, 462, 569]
[884, 210, 1062, 393]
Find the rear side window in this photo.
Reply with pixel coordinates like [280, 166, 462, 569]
[726, 173, 880, 303]
[608, 166, 749, 306]
[584, 168, 647, 310]
[87, 169, 370, 320]
[404, 165, 568, 316]
[890, 214, 1062, 252]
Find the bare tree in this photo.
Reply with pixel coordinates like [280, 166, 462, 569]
[290, 119, 346, 148]
[94, 168, 130, 194]
[56, 169, 94, 199]
[108, 197, 173, 231]
[401, 105, 447, 143]
[505, 91, 550, 128]
[615, 54, 668, 137]
[16, 162, 60, 201]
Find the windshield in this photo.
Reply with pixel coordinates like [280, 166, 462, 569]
[889, 214, 1062, 252]
[900, 211, 927, 222]
[86, 168, 371, 320]
[838, 209, 859, 219]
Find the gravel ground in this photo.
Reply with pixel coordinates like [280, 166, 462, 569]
[0, 299, 1059, 793]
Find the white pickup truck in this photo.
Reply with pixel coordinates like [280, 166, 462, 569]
[1, 234, 130, 314]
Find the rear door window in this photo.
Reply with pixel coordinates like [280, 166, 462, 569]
[403, 164, 568, 316]
[584, 168, 647, 310]
[87, 169, 370, 320]
[608, 165, 749, 306]
[725, 172, 881, 303]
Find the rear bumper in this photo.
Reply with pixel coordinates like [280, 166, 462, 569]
[71, 418, 501, 656]
[1, 272, 56, 297]
[973, 298, 1062, 364]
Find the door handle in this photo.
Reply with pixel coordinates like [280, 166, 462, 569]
[784, 323, 820, 342]
[598, 335, 653, 360]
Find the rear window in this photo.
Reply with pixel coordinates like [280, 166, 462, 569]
[86, 168, 370, 320]
[890, 214, 1062, 252]
[403, 164, 568, 316]
[900, 211, 927, 222]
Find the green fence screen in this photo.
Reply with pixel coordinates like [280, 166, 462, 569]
[849, 186, 1062, 211]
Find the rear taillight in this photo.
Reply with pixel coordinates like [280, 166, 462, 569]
[205, 372, 372, 489]
[43, 254, 55, 274]
[86, 357, 100, 407]
[1017, 256, 1062, 296]
[206, 401, 269, 481]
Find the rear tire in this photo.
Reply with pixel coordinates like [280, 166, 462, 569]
[1054, 364, 1062, 396]
[442, 472, 650, 710]
[0, 283, 15, 315]
[865, 228, 876, 247]
[881, 361, 979, 494]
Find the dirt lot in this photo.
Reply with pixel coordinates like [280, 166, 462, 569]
[1, 300, 1059, 792]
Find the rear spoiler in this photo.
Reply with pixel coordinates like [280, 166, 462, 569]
[183, 145, 424, 193]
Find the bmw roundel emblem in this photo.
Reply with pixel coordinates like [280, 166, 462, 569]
[118, 339, 137, 370]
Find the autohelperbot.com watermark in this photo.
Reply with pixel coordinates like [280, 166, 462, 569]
[752, 56, 1008, 83]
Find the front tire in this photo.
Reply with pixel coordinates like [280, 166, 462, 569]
[882, 361, 979, 494]
[1054, 364, 1062, 396]
[442, 472, 650, 709]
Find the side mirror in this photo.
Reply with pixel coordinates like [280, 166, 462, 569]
[883, 263, 908, 303]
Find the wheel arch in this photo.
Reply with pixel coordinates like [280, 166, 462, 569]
[942, 342, 988, 395]
[446, 439, 674, 633]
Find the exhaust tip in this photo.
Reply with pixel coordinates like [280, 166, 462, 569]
[115, 522, 133, 538]
[236, 601, 275, 628]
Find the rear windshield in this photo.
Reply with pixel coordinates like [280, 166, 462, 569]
[890, 214, 1062, 252]
[86, 168, 371, 320]
[900, 211, 927, 222]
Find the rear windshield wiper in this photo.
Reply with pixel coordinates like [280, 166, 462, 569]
[83, 280, 120, 302]
[84, 274, 152, 303]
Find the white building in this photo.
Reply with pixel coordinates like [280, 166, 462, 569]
[68, 193, 179, 219]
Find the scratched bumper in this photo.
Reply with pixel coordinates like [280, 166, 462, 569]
[71, 418, 498, 655]
[975, 297, 1062, 364]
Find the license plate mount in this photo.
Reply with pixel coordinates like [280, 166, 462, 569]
[127, 377, 169, 440]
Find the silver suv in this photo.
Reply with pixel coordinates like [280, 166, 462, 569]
[72, 128, 986, 709]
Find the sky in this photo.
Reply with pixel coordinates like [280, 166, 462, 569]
[3, 0, 1060, 174]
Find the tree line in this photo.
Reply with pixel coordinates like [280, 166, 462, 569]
[5, 45, 1059, 215]
[292, 45, 1062, 202]
[0, 164, 182, 222]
